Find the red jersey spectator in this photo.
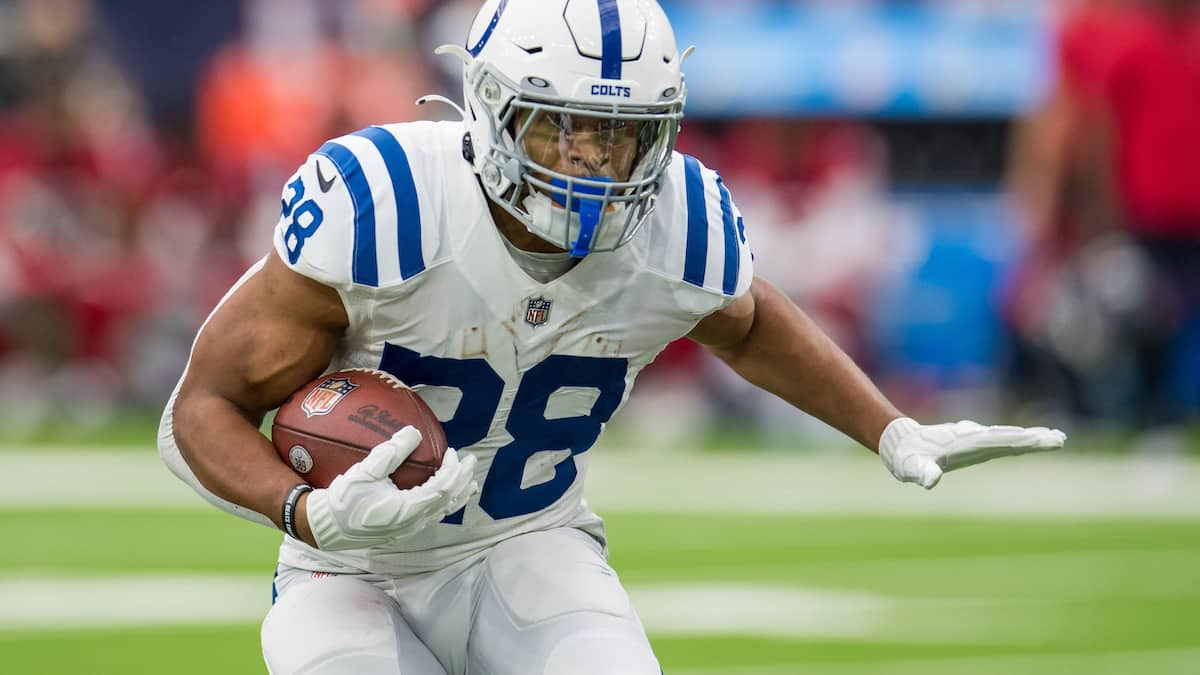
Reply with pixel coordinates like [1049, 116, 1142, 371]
[1007, 0, 1200, 426]
[1080, 2, 1200, 235]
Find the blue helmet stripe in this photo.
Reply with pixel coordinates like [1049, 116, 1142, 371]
[682, 155, 709, 288]
[317, 141, 378, 287]
[354, 127, 426, 280]
[716, 175, 739, 295]
[467, 0, 508, 57]
[598, 0, 622, 80]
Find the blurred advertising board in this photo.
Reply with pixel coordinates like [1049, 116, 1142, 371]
[662, 1, 1053, 118]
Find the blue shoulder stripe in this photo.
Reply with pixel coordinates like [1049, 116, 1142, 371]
[716, 175, 739, 296]
[353, 126, 425, 280]
[316, 141, 378, 287]
[682, 155, 708, 288]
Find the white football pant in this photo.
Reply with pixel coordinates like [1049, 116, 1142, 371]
[261, 527, 660, 674]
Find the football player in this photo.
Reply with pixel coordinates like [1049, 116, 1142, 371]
[158, 1, 1066, 673]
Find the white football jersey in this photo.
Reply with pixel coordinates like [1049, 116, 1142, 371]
[272, 120, 753, 575]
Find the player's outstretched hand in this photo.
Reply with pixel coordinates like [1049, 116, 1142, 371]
[305, 427, 479, 551]
[878, 418, 1066, 490]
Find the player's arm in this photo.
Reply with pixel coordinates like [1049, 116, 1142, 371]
[688, 276, 900, 451]
[169, 253, 476, 549]
[166, 138, 477, 549]
[171, 253, 347, 546]
[688, 276, 1065, 488]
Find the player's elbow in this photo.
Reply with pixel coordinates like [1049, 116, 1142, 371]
[157, 381, 198, 485]
[160, 376, 227, 474]
[161, 369, 213, 471]
[159, 383, 234, 492]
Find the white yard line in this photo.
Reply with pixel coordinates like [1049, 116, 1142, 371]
[671, 648, 1200, 675]
[631, 584, 887, 640]
[4, 449, 1200, 518]
[1, 452, 205, 509]
[0, 575, 270, 629]
[0, 577, 889, 634]
[587, 450, 1200, 519]
[0, 577, 1024, 642]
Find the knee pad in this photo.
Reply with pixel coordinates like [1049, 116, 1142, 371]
[541, 627, 660, 675]
[262, 576, 444, 675]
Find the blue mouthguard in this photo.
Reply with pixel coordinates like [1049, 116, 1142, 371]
[550, 177, 612, 257]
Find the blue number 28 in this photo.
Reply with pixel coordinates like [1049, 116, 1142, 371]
[281, 176, 324, 264]
[380, 344, 627, 521]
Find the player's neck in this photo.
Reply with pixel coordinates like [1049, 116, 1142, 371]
[487, 200, 569, 254]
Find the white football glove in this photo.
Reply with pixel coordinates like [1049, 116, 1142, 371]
[305, 426, 478, 551]
[879, 417, 1066, 489]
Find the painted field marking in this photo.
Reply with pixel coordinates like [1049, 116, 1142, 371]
[671, 647, 1200, 675]
[5, 573, 1178, 653]
[4, 450, 1200, 518]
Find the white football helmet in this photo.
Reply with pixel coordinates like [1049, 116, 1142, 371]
[437, 0, 687, 257]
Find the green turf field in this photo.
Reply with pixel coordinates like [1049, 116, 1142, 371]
[2, 504, 1198, 674]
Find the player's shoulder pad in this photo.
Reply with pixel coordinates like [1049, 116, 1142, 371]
[646, 152, 754, 300]
[272, 121, 460, 291]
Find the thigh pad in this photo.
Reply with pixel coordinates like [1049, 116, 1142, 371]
[483, 529, 631, 629]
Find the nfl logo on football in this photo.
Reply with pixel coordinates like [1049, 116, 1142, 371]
[525, 296, 552, 327]
[300, 377, 358, 418]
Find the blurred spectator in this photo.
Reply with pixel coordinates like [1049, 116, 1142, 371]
[94, 0, 239, 142]
[0, 0, 160, 427]
[197, 0, 439, 187]
[1007, 0, 1200, 429]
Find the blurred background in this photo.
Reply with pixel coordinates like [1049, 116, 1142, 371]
[1, 1, 1198, 674]
[0, 0, 1197, 446]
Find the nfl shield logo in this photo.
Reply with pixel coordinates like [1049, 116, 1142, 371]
[525, 296, 553, 327]
[300, 377, 358, 418]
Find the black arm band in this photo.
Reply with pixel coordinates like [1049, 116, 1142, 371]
[281, 484, 314, 540]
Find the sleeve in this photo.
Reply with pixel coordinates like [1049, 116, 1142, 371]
[272, 125, 432, 294]
[272, 149, 360, 292]
[651, 153, 756, 316]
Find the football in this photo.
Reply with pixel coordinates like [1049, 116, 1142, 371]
[271, 369, 447, 490]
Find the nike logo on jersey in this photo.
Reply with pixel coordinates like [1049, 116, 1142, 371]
[315, 160, 337, 193]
